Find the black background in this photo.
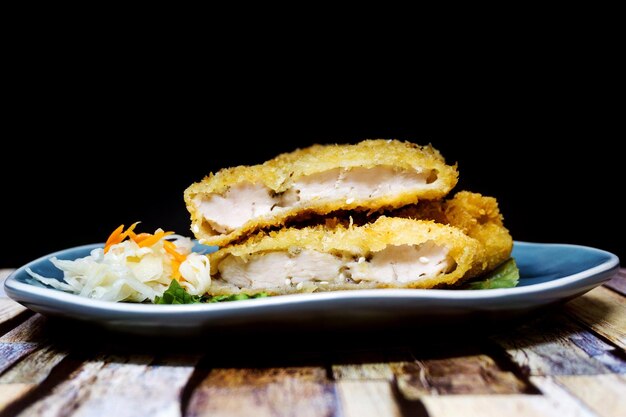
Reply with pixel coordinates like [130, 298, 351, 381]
[0, 90, 622, 267]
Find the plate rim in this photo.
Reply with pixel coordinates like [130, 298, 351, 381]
[3, 241, 620, 316]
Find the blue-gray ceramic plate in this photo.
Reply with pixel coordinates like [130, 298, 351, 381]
[4, 242, 620, 335]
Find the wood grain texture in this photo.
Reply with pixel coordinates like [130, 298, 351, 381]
[555, 374, 626, 417]
[0, 342, 38, 374]
[421, 394, 596, 417]
[0, 383, 31, 410]
[336, 380, 401, 417]
[330, 349, 412, 381]
[567, 327, 626, 374]
[0, 299, 27, 326]
[18, 354, 199, 417]
[0, 269, 13, 297]
[0, 270, 30, 338]
[566, 286, 626, 350]
[0, 315, 48, 343]
[604, 269, 626, 296]
[0, 346, 70, 411]
[187, 367, 336, 417]
[332, 362, 397, 381]
[17, 358, 106, 417]
[529, 377, 598, 417]
[492, 313, 624, 375]
[186, 367, 336, 417]
[0, 346, 67, 385]
[330, 349, 527, 399]
[395, 354, 528, 400]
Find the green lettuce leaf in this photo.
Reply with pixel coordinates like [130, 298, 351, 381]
[154, 280, 202, 304]
[154, 280, 268, 304]
[206, 292, 269, 303]
[462, 258, 520, 290]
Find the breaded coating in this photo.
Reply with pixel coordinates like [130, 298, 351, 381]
[444, 192, 513, 277]
[185, 140, 458, 246]
[207, 217, 480, 295]
[393, 191, 513, 278]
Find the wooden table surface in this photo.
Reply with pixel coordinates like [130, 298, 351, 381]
[0, 268, 625, 417]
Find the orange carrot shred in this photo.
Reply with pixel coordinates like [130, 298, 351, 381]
[104, 224, 125, 253]
[104, 223, 179, 265]
[119, 222, 140, 242]
[164, 241, 187, 262]
[105, 224, 124, 246]
[171, 259, 182, 280]
[102, 223, 188, 281]
[131, 233, 151, 243]
[137, 231, 174, 248]
[104, 222, 143, 253]
[165, 242, 187, 281]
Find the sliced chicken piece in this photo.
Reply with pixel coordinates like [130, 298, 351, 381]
[185, 140, 458, 246]
[206, 217, 480, 295]
[392, 191, 514, 278]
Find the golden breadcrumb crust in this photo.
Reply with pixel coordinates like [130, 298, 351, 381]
[185, 140, 458, 246]
[393, 191, 513, 278]
[208, 217, 479, 295]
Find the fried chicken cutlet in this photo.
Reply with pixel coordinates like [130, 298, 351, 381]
[206, 217, 480, 295]
[393, 191, 513, 278]
[185, 140, 458, 246]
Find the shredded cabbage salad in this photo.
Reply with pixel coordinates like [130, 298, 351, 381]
[26, 223, 211, 302]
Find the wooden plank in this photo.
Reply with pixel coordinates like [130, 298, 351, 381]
[0, 342, 38, 374]
[336, 380, 401, 417]
[393, 361, 433, 399]
[0, 383, 31, 410]
[0, 315, 48, 343]
[395, 354, 528, 400]
[492, 313, 625, 375]
[332, 362, 396, 381]
[555, 374, 626, 417]
[417, 355, 527, 394]
[421, 394, 596, 417]
[331, 348, 528, 398]
[567, 328, 626, 374]
[0, 269, 32, 337]
[17, 358, 106, 417]
[530, 377, 598, 417]
[331, 349, 409, 381]
[0, 345, 70, 411]
[18, 354, 199, 417]
[0, 298, 27, 326]
[604, 269, 626, 296]
[0, 269, 14, 297]
[565, 286, 626, 350]
[186, 367, 336, 417]
[0, 346, 67, 385]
